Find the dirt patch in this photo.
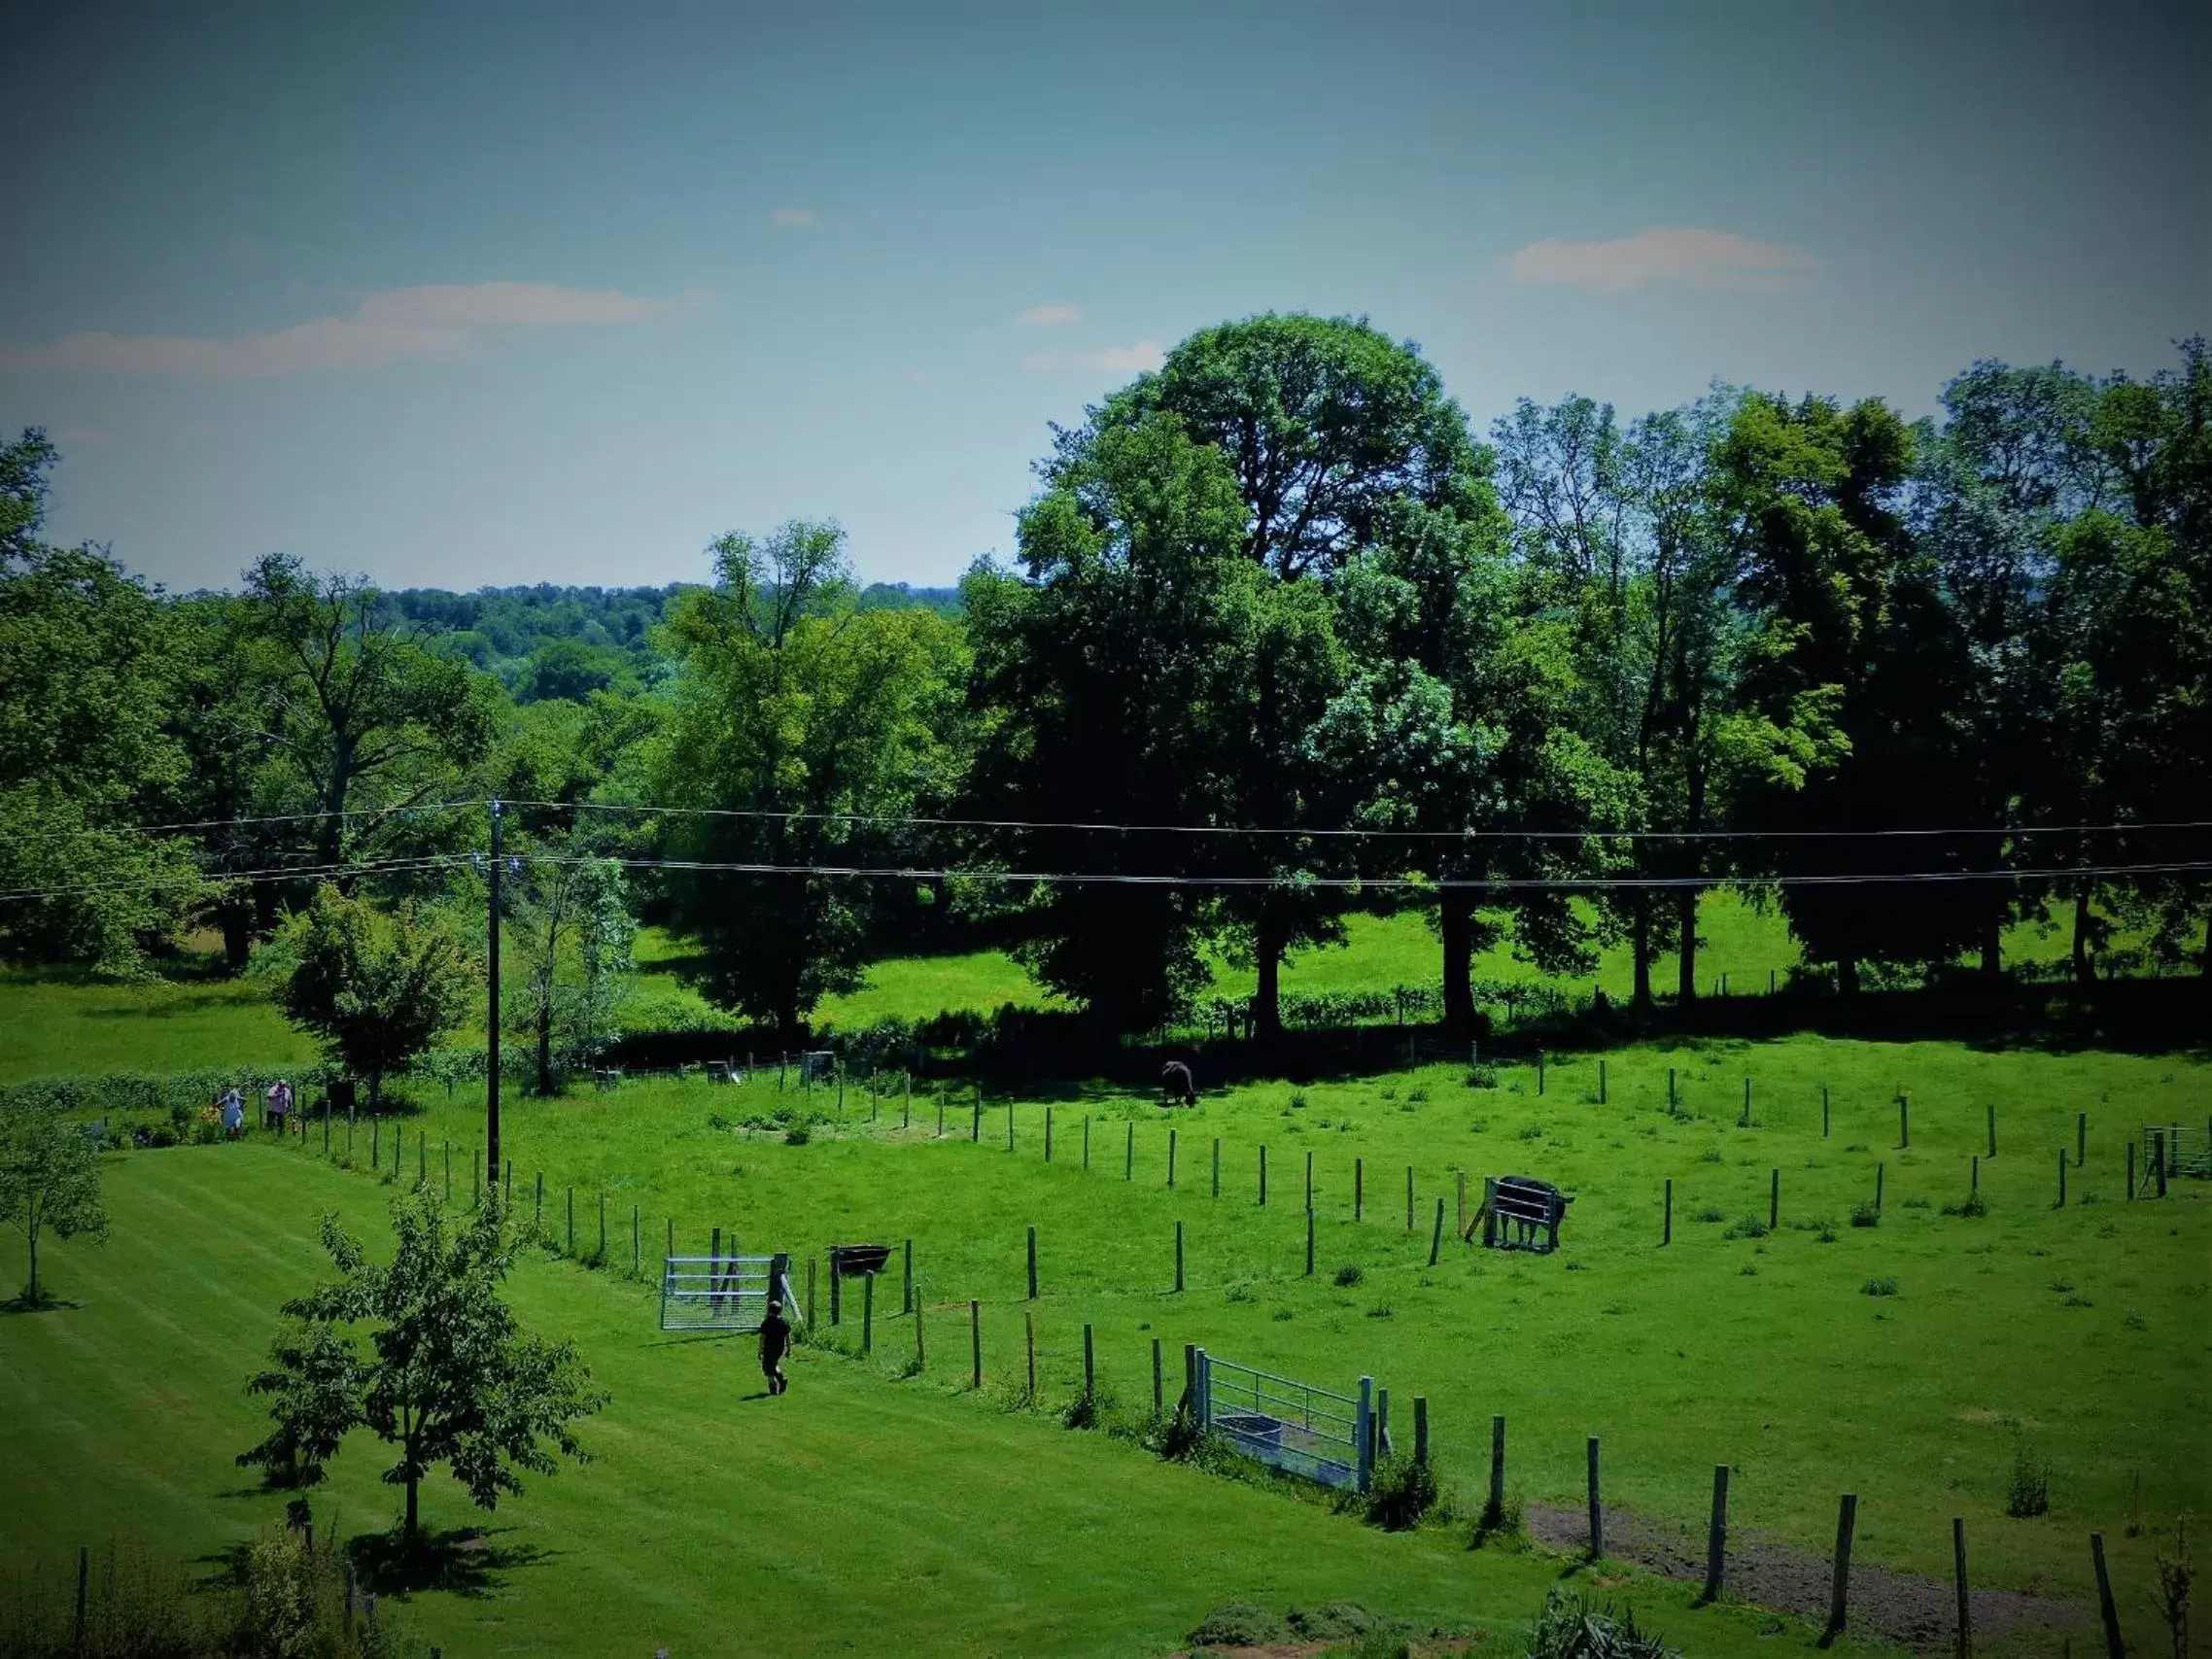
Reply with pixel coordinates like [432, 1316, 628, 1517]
[1526, 1503, 2089, 1654]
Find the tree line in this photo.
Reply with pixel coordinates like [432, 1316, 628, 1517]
[2, 314, 2206, 1050]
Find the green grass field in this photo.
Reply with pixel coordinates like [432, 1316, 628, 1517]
[3, 1146, 1898, 1659]
[46, 1032, 2192, 1652]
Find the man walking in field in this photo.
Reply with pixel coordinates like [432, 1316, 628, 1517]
[759, 1297, 793, 1396]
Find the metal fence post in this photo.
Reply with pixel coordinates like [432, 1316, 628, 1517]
[1355, 1376, 1374, 1494]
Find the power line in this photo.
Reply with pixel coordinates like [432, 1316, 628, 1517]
[521, 799, 2212, 845]
[0, 799, 485, 849]
[526, 851, 2212, 894]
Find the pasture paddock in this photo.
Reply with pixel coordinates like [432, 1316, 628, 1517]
[214, 1030, 2212, 1651]
[2, 1148, 1896, 1659]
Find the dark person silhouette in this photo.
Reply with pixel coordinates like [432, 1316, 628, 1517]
[759, 1298, 793, 1396]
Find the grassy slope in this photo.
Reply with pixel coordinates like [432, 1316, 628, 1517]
[293, 1034, 2212, 1646]
[0, 1147, 1874, 1659]
[0, 967, 317, 1082]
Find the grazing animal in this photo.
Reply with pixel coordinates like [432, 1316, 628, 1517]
[1159, 1061, 1197, 1107]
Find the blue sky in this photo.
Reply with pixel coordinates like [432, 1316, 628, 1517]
[3, 0, 2204, 595]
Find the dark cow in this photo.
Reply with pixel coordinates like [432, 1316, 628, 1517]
[1159, 1061, 1197, 1107]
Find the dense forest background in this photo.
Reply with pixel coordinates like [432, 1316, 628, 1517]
[3, 313, 2205, 1055]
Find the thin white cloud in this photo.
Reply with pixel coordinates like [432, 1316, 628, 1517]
[1502, 227, 1815, 294]
[770, 208, 817, 226]
[0, 283, 709, 378]
[1021, 339, 1164, 375]
[1018, 303, 1081, 327]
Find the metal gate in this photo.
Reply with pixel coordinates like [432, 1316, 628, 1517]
[1194, 1349, 1372, 1493]
[2141, 1124, 2211, 1181]
[659, 1251, 795, 1332]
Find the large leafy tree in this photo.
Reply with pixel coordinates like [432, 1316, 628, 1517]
[1716, 392, 1972, 991]
[965, 414, 1262, 1032]
[232, 552, 495, 878]
[649, 520, 967, 1043]
[0, 1094, 109, 1307]
[0, 430, 203, 974]
[272, 886, 476, 1108]
[1066, 313, 1487, 580]
[239, 1192, 605, 1539]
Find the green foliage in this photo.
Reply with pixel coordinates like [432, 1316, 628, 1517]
[271, 888, 474, 1110]
[0, 1091, 108, 1304]
[1363, 1452, 1440, 1530]
[649, 520, 967, 1043]
[1523, 1588, 1679, 1659]
[2007, 1441, 2052, 1517]
[237, 1189, 606, 1538]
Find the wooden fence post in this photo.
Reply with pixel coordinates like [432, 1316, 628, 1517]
[1023, 1310, 1035, 1399]
[864, 1271, 875, 1355]
[632, 1204, 639, 1276]
[2091, 1534, 2125, 1659]
[1456, 1169, 1468, 1237]
[1026, 1226, 1038, 1300]
[1259, 1144, 1267, 1206]
[1083, 1322, 1095, 1399]
[1046, 1105, 1054, 1162]
[2076, 1111, 2086, 1166]
[1305, 1149, 1314, 1210]
[914, 1294, 925, 1369]
[1987, 1104, 1997, 1158]
[1083, 1116, 1091, 1169]
[1664, 1178, 1673, 1245]
[1900, 1093, 1911, 1149]
[1212, 1136, 1221, 1197]
[1405, 1165, 1415, 1230]
[1972, 1155, 1980, 1194]
[1413, 1397, 1430, 1466]
[972, 1093, 981, 1142]
[1356, 1157, 1364, 1222]
[1588, 1437, 1605, 1559]
[1174, 1221, 1185, 1292]
[2126, 1141, 2136, 1200]
[1168, 1127, 1177, 1189]
[1770, 1168, 1780, 1231]
[1876, 1161, 1885, 1213]
[903, 1239, 914, 1314]
[970, 1300, 983, 1390]
[1826, 1493, 1856, 1642]
[1702, 1465, 1730, 1602]
[1429, 1197, 1445, 1266]
[1822, 1084, 1831, 1137]
[1599, 1058, 1607, 1104]
[1151, 1337, 1163, 1416]
[1538, 1052, 1546, 1094]
[2057, 1150, 2067, 1208]
[1743, 1077, 1752, 1127]
[1305, 1207, 1315, 1276]
[1669, 1067, 1677, 1113]
[806, 1256, 816, 1328]
[1124, 1121, 1134, 1181]
[1486, 1415, 1506, 1527]
[1953, 1517, 1970, 1659]
[830, 1254, 842, 1325]
[1007, 1098, 1015, 1152]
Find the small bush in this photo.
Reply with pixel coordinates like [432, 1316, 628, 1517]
[1694, 1204, 1726, 1225]
[706, 1111, 731, 1130]
[2007, 1443, 2052, 1517]
[1333, 1263, 1365, 1288]
[1903, 1195, 1931, 1210]
[1699, 1147, 1724, 1163]
[1472, 1489, 1527, 1549]
[1363, 1455, 1439, 1531]
[1862, 1275, 1899, 1297]
[1272, 1306, 1295, 1322]
[1061, 1387, 1105, 1430]
[1518, 1123, 1544, 1141]
[1525, 1588, 1680, 1659]
[1816, 1222, 1839, 1242]
[1466, 1066, 1499, 1089]
[1189, 1601, 1288, 1648]
[782, 1124, 811, 1145]
[1153, 1403, 1207, 1462]
[1849, 1201, 1881, 1227]
[1224, 1281, 1255, 1303]
[1941, 1193, 1988, 1218]
[1406, 1088, 1430, 1104]
[1365, 1302, 1395, 1319]
[1290, 1090, 1310, 1110]
[1739, 1263, 1758, 1276]
[1721, 1215, 1770, 1240]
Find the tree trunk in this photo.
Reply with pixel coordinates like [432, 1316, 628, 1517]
[1979, 909, 2003, 984]
[1837, 955, 1859, 997]
[24, 1222, 37, 1304]
[1252, 910, 1285, 1043]
[404, 1469, 419, 1539]
[2071, 883, 2094, 986]
[1439, 889, 1474, 1034]
[221, 906, 253, 975]
[366, 1066, 383, 1115]
[1631, 889, 1654, 1010]
[2201, 903, 2211, 980]
[536, 998, 554, 1098]
[1675, 885, 1699, 1003]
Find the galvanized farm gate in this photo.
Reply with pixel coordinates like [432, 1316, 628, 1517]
[659, 1251, 796, 1333]
[1193, 1349, 1372, 1494]
[2140, 1123, 2211, 1182]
